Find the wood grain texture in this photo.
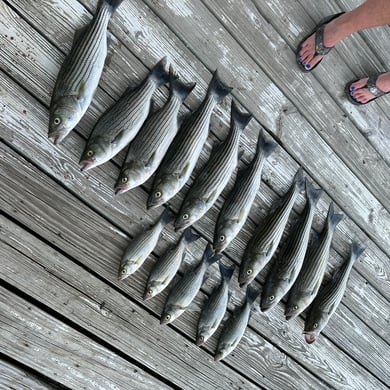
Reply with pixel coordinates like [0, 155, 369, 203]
[0, 358, 62, 390]
[2, 0, 390, 306]
[0, 288, 173, 390]
[0, 140, 388, 389]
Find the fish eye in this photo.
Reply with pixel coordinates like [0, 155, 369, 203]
[53, 117, 61, 125]
[269, 295, 275, 301]
[121, 177, 128, 183]
[148, 289, 153, 295]
[87, 150, 94, 157]
[293, 305, 298, 310]
[246, 269, 252, 275]
[121, 269, 126, 274]
[219, 235, 225, 242]
[165, 314, 171, 321]
[182, 214, 189, 220]
[155, 191, 162, 198]
[313, 323, 318, 328]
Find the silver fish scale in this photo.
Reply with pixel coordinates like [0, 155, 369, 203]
[124, 93, 181, 162]
[184, 122, 242, 203]
[54, 5, 111, 99]
[156, 95, 216, 177]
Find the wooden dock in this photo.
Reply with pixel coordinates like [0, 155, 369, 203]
[1, 0, 389, 388]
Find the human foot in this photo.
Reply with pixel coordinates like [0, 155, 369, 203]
[346, 73, 390, 105]
[297, 13, 345, 71]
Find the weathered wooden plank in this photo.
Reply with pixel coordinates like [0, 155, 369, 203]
[0, 140, 387, 390]
[2, 0, 390, 308]
[0, 358, 62, 390]
[0, 288, 174, 390]
[257, 0, 390, 166]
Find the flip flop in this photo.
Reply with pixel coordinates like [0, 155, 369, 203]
[296, 12, 344, 72]
[345, 73, 389, 105]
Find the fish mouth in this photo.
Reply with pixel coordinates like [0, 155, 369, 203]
[260, 301, 277, 312]
[303, 331, 318, 344]
[214, 351, 225, 362]
[285, 314, 295, 321]
[143, 292, 153, 301]
[174, 221, 190, 233]
[114, 185, 130, 196]
[48, 131, 67, 145]
[196, 336, 205, 347]
[118, 272, 129, 281]
[160, 317, 170, 325]
[79, 160, 96, 172]
[147, 197, 165, 210]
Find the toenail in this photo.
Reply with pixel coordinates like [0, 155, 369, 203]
[305, 64, 311, 69]
[351, 86, 355, 91]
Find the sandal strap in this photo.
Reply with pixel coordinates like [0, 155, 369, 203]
[367, 74, 386, 97]
[314, 24, 333, 56]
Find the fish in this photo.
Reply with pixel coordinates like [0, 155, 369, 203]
[285, 202, 343, 320]
[48, 0, 123, 145]
[196, 262, 235, 346]
[260, 180, 323, 312]
[174, 100, 251, 232]
[303, 241, 365, 344]
[238, 168, 305, 288]
[118, 207, 174, 281]
[160, 244, 221, 325]
[79, 57, 170, 171]
[213, 129, 276, 254]
[147, 70, 233, 209]
[114, 69, 196, 195]
[214, 285, 260, 361]
[143, 227, 200, 300]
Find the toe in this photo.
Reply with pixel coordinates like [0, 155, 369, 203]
[350, 77, 369, 91]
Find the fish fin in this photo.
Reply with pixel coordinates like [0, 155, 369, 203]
[135, 256, 144, 265]
[327, 202, 344, 230]
[207, 69, 233, 103]
[230, 100, 252, 130]
[305, 179, 323, 207]
[182, 227, 201, 245]
[72, 25, 88, 46]
[237, 149, 245, 161]
[219, 262, 235, 282]
[246, 284, 260, 306]
[256, 129, 277, 158]
[294, 167, 305, 193]
[177, 161, 191, 180]
[77, 80, 86, 100]
[177, 113, 191, 129]
[150, 57, 170, 87]
[159, 207, 175, 225]
[203, 243, 222, 266]
[350, 241, 365, 263]
[110, 129, 125, 146]
[145, 150, 158, 168]
[206, 189, 219, 205]
[187, 302, 202, 312]
[170, 68, 196, 102]
[102, 0, 124, 14]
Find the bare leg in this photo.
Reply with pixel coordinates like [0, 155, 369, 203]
[299, 0, 390, 70]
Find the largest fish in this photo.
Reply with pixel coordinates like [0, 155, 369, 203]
[238, 168, 305, 288]
[147, 70, 232, 209]
[49, 0, 123, 145]
[213, 129, 276, 254]
[175, 100, 251, 232]
[303, 241, 365, 344]
[79, 57, 170, 171]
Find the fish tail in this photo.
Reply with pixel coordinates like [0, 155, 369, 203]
[305, 179, 323, 207]
[150, 57, 170, 87]
[219, 262, 235, 282]
[246, 284, 260, 306]
[294, 167, 305, 193]
[256, 129, 277, 158]
[159, 207, 175, 225]
[170, 69, 196, 103]
[101, 0, 124, 14]
[350, 241, 365, 263]
[182, 227, 201, 244]
[207, 70, 233, 103]
[230, 100, 252, 130]
[327, 202, 343, 230]
[204, 243, 222, 266]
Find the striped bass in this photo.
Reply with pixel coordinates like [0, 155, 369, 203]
[214, 285, 260, 361]
[260, 180, 323, 312]
[115, 70, 196, 194]
[160, 244, 221, 325]
[118, 208, 174, 281]
[213, 130, 276, 254]
[143, 228, 200, 300]
[79, 57, 170, 171]
[147, 70, 232, 209]
[285, 202, 343, 320]
[304, 241, 365, 344]
[49, 0, 123, 145]
[196, 263, 235, 346]
[238, 168, 305, 288]
[175, 100, 250, 232]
